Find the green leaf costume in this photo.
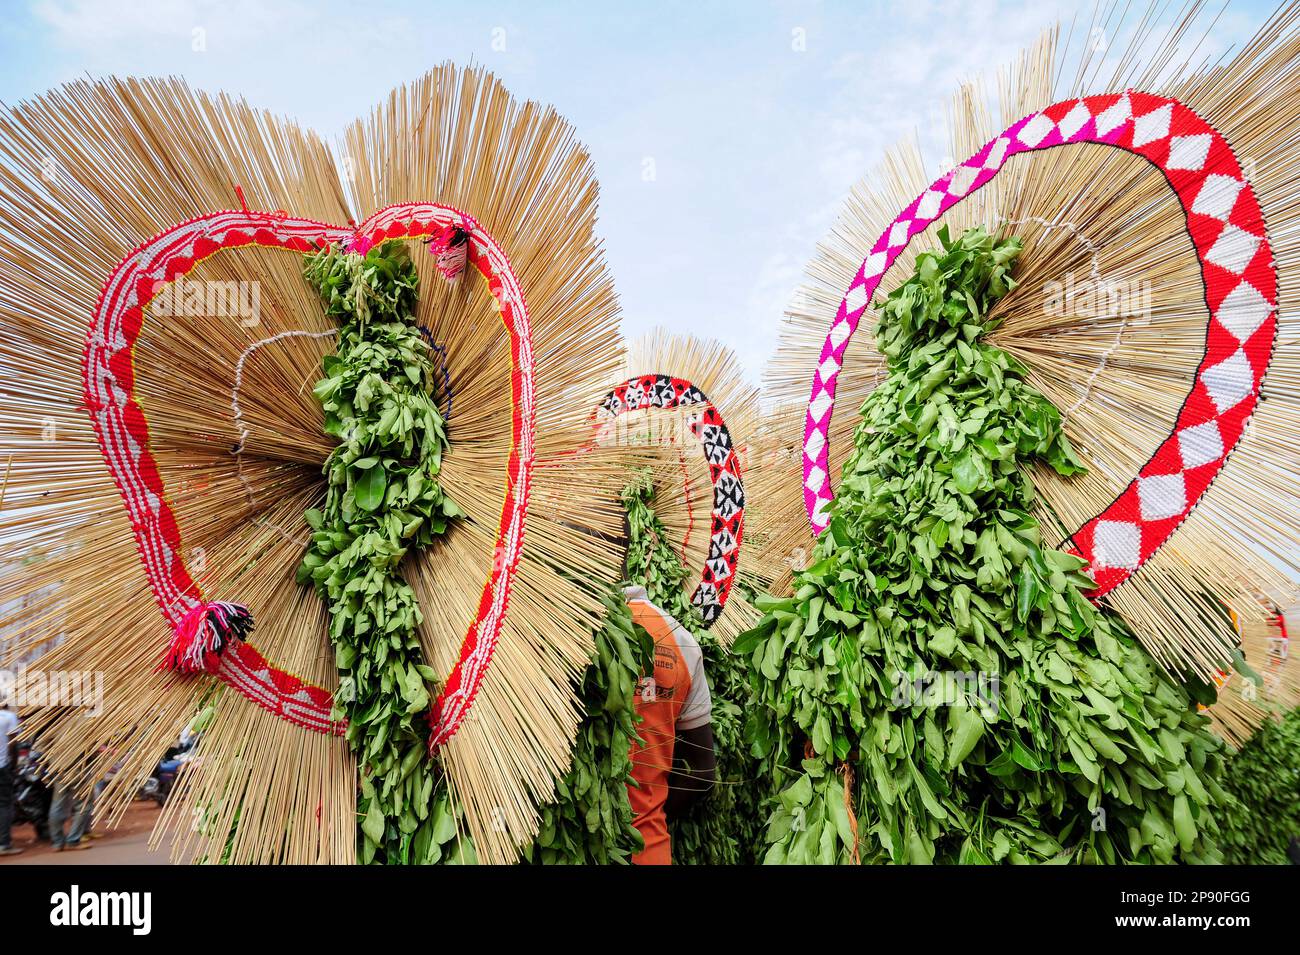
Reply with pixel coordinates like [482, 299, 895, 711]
[740, 226, 1228, 864]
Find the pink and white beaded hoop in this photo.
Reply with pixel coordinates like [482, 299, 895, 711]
[800, 92, 1276, 598]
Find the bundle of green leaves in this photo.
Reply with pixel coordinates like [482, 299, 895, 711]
[522, 470, 655, 864]
[737, 226, 1228, 864]
[1218, 706, 1300, 864]
[298, 240, 469, 865]
[521, 590, 652, 864]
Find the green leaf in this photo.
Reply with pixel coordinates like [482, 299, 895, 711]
[1172, 794, 1196, 852]
[952, 452, 982, 495]
[354, 465, 387, 512]
[1009, 740, 1043, 772]
[947, 704, 985, 768]
[360, 796, 385, 845]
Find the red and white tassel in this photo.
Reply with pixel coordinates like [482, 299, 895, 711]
[427, 224, 469, 280]
[161, 600, 253, 674]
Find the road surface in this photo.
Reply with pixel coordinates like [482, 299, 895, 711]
[2, 801, 175, 865]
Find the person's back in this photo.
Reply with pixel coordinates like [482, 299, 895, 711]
[0, 702, 23, 855]
[623, 585, 714, 864]
[0, 706, 16, 766]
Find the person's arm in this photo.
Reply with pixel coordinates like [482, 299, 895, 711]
[666, 722, 715, 817]
[665, 630, 715, 817]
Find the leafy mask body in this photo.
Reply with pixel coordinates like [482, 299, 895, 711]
[300, 240, 469, 865]
[522, 473, 656, 865]
[741, 226, 1227, 864]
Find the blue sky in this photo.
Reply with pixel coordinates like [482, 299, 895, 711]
[0, 0, 1278, 381]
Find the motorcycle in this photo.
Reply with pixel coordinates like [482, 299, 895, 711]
[138, 738, 196, 806]
[12, 742, 52, 841]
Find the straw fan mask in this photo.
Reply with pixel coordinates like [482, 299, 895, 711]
[590, 333, 762, 644]
[0, 67, 627, 864]
[91, 204, 525, 747]
[788, 90, 1280, 679]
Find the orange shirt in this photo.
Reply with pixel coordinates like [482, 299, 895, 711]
[624, 586, 711, 865]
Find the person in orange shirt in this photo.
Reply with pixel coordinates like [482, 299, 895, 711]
[622, 583, 715, 865]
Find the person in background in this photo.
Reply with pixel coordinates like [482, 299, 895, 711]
[75, 766, 104, 842]
[47, 756, 95, 852]
[0, 698, 22, 856]
[623, 582, 716, 865]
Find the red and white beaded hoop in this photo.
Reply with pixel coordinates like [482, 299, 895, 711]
[597, 374, 746, 625]
[85, 202, 534, 747]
